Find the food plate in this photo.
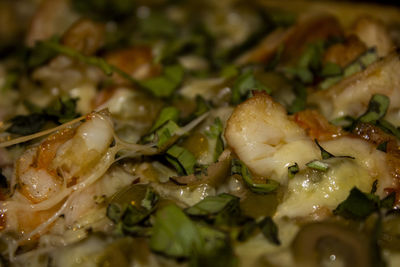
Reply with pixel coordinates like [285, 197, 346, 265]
[1, 0, 400, 266]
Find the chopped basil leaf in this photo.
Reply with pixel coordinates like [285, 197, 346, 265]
[150, 205, 203, 258]
[237, 219, 258, 242]
[331, 116, 355, 128]
[28, 36, 59, 68]
[139, 65, 184, 98]
[186, 194, 239, 217]
[377, 141, 388, 152]
[288, 163, 299, 179]
[306, 160, 329, 172]
[166, 145, 197, 175]
[315, 139, 335, 159]
[194, 223, 237, 267]
[7, 96, 80, 135]
[106, 203, 122, 224]
[231, 71, 271, 104]
[319, 48, 378, 89]
[194, 96, 211, 118]
[380, 192, 396, 210]
[359, 48, 379, 67]
[287, 83, 307, 114]
[333, 187, 379, 220]
[45, 97, 80, 123]
[231, 159, 279, 194]
[141, 187, 160, 211]
[319, 75, 343, 90]
[149, 107, 180, 133]
[185, 193, 241, 227]
[154, 120, 180, 148]
[359, 94, 390, 123]
[151, 204, 237, 266]
[285, 41, 325, 84]
[259, 216, 281, 246]
[205, 118, 224, 161]
[320, 62, 342, 77]
[6, 114, 48, 135]
[107, 188, 159, 236]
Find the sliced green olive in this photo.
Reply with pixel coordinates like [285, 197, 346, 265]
[169, 149, 231, 187]
[109, 184, 149, 210]
[292, 222, 371, 267]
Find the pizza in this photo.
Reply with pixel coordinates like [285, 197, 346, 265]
[1, 0, 400, 266]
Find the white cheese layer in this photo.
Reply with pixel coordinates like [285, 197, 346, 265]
[275, 137, 392, 219]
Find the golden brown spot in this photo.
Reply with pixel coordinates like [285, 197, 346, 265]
[293, 109, 343, 141]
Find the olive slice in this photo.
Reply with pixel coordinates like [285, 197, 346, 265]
[292, 222, 371, 267]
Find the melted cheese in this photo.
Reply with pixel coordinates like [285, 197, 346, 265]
[275, 136, 392, 219]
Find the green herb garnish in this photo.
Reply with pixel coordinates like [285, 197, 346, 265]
[305, 160, 329, 172]
[288, 163, 299, 179]
[231, 159, 279, 194]
[139, 65, 184, 98]
[231, 71, 271, 104]
[259, 216, 281, 245]
[166, 145, 197, 175]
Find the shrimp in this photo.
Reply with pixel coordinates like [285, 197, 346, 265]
[225, 92, 317, 184]
[0, 107, 204, 253]
[308, 50, 400, 124]
[225, 92, 394, 219]
[2, 111, 113, 236]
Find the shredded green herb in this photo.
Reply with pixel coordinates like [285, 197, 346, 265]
[231, 159, 279, 194]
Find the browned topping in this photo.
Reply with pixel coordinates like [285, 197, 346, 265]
[323, 35, 367, 68]
[105, 46, 162, 84]
[293, 109, 343, 141]
[61, 18, 105, 56]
